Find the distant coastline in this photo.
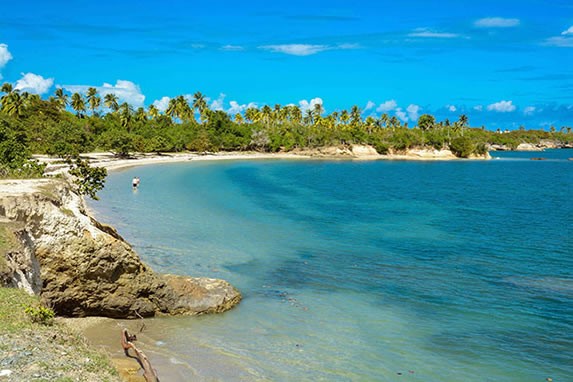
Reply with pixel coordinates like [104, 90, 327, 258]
[39, 144, 496, 175]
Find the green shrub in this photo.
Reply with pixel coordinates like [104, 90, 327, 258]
[449, 136, 475, 158]
[24, 305, 55, 325]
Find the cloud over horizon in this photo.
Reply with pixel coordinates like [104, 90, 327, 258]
[474, 17, 520, 28]
[408, 28, 460, 38]
[14, 72, 54, 94]
[487, 100, 516, 112]
[0, 43, 13, 80]
[63, 80, 145, 107]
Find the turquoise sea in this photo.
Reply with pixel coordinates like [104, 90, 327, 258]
[87, 150, 572, 382]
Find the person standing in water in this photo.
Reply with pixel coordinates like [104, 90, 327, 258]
[132, 176, 140, 190]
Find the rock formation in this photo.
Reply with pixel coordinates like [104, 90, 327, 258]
[0, 179, 241, 318]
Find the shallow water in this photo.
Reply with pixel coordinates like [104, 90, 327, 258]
[87, 150, 573, 381]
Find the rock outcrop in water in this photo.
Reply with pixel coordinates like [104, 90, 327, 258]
[0, 179, 241, 318]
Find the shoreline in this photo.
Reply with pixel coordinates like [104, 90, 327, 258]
[38, 145, 492, 175]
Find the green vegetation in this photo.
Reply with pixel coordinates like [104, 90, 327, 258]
[24, 305, 55, 325]
[0, 84, 571, 181]
[0, 286, 39, 332]
[0, 287, 119, 381]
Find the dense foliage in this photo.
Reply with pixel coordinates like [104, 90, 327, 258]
[0, 84, 571, 176]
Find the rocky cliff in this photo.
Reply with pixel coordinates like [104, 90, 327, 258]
[0, 179, 241, 318]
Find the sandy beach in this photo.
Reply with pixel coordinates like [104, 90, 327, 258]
[37, 146, 490, 176]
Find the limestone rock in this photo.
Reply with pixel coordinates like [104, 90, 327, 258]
[0, 179, 241, 318]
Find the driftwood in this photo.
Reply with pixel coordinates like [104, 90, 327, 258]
[121, 329, 159, 382]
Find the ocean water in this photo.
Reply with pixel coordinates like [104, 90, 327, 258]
[87, 150, 573, 382]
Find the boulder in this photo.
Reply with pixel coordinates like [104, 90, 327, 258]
[0, 179, 241, 318]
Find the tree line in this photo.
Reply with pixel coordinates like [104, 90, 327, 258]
[0, 83, 571, 179]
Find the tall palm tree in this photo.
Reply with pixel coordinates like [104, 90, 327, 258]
[245, 107, 260, 123]
[313, 103, 324, 126]
[135, 107, 147, 122]
[71, 92, 86, 118]
[54, 88, 69, 111]
[260, 105, 273, 128]
[166, 98, 178, 121]
[147, 104, 160, 120]
[119, 102, 133, 128]
[457, 114, 468, 136]
[350, 105, 362, 127]
[192, 91, 208, 123]
[86, 87, 101, 116]
[104, 93, 120, 113]
[303, 109, 314, 126]
[175, 95, 193, 122]
[340, 110, 350, 126]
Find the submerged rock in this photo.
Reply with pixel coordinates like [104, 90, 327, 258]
[0, 179, 241, 318]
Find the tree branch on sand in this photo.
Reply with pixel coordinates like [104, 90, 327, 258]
[121, 329, 160, 382]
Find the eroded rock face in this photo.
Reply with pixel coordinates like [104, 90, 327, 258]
[0, 179, 241, 318]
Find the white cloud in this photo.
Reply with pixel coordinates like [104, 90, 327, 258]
[63, 80, 145, 107]
[406, 104, 420, 121]
[562, 26, 573, 35]
[523, 106, 536, 115]
[221, 45, 244, 52]
[152, 96, 170, 112]
[447, 105, 457, 112]
[337, 43, 360, 50]
[364, 101, 376, 111]
[474, 105, 483, 111]
[299, 97, 323, 112]
[395, 108, 407, 122]
[376, 99, 397, 113]
[228, 101, 257, 115]
[14, 72, 54, 94]
[408, 28, 459, 38]
[474, 17, 520, 28]
[487, 100, 516, 112]
[0, 43, 12, 69]
[210, 93, 226, 111]
[260, 44, 329, 56]
[543, 36, 573, 47]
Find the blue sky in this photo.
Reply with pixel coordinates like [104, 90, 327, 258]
[1, 0, 572, 129]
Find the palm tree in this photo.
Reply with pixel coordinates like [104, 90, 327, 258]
[457, 114, 468, 136]
[0, 83, 13, 94]
[0, 83, 14, 110]
[245, 107, 259, 123]
[340, 110, 350, 126]
[313, 103, 324, 126]
[364, 116, 376, 134]
[135, 107, 147, 122]
[303, 109, 314, 126]
[175, 95, 193, 122]
[54, 88, 69, 111]
[166, 98, 178, 121]
[119, 102, 133, 128]
[71, 92, 86, 118]
[379, 113, 389, 128]
[147, 104, 160, 120]
[234, 113, 244, 124]
[389, 116, 400, 129]
[104, 93, 120, 113]
[1, 91, 26, 118]
[86, 87, 101, 116]
[192, 91, 208, 123]
[260, 105, 273, 128]
[350, 105, 362, 127]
